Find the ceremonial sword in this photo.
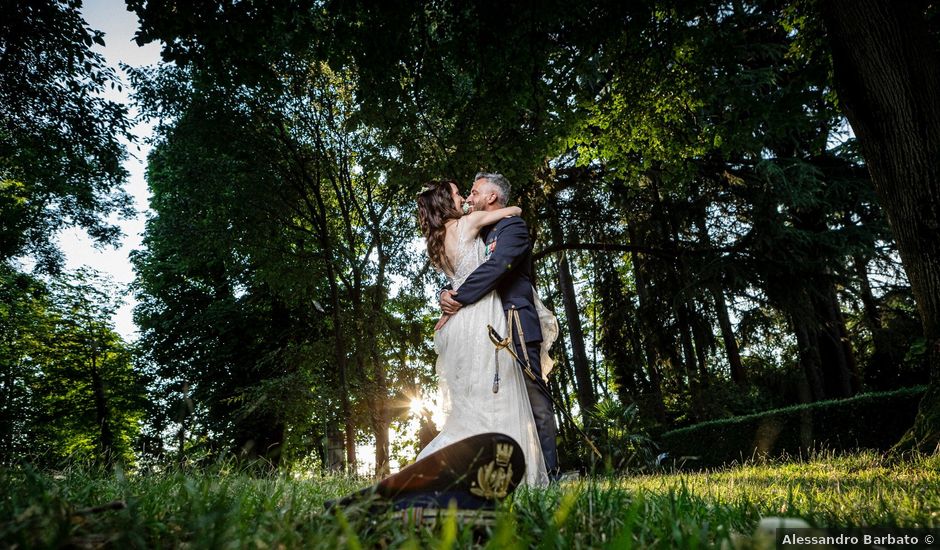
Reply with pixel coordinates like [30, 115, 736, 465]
[486, 321, 602, 460]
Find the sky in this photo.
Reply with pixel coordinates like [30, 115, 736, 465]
[59, 1, 162, 341]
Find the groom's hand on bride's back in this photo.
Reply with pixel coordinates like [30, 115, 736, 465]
[440, 289, 463, 315]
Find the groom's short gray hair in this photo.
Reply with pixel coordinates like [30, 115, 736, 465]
[474, 172, 511, 206]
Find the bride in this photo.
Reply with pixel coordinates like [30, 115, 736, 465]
[415, 180, 548, 487]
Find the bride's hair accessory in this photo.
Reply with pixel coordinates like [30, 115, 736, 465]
[416, 183, 436, 197]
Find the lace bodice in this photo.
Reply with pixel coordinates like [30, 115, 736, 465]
[446, 217, 486, 290]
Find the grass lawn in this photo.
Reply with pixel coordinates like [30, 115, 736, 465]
[1, 451, 937, 548]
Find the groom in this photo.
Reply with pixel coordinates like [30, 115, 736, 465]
[440, 172, 559, 476]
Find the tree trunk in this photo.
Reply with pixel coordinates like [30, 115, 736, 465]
[542, 292, 577, 445]
[371, 238, 391, 478]
[89, 352, 114, 465]
[371, 399, 390, 477]
[669, 210, 710, 387]
[549, 217, 596, 425]
[548, 363, 574, 463]
[813, 284, 858, 398]
[369, 346, 391, 477]
[792, 314, 826, 402]
[713, 286, 745, 385]
[821, 0, 940, 453]
[325, 423, 346, 472]
[176, 382, 191, 466]
[0, 356, 14, 462]
[693, 208, 745, 385]
[628, 225, 668, 421]
[854, 254, 894, 389]
[676, 304, 699, 385]
[309, 178, 357, 471]
[592, 252, 641, 406]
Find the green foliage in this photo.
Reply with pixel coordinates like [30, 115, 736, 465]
[660, 387, 927, 469]
[590, 400, 658, 473]
[0, 0, 132, 270]
[0, 0, 930, 473]
[119, 0, 928, 470]
[1, 1, 141, 464]
[128, 49, 437, 469]
[0, 266, 145, 467]
[0, 265, 47, 461]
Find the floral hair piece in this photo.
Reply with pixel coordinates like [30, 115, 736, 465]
[416, 183, 436, 197]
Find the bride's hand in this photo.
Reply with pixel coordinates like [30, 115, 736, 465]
[435, 314, 452, 331]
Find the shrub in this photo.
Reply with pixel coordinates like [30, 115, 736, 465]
[658, 386, 926, 469]
[590, 400, 658, 472]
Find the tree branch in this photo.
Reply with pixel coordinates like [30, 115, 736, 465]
[532, 241, 739, 263]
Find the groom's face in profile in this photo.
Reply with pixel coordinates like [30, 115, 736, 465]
[467, 178, 497, 212]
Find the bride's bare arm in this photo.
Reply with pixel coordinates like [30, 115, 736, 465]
[464, 206, 521, 237]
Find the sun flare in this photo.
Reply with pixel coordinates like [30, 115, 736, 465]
[409, 396, 426, 416]
[408, 395, 444, 427]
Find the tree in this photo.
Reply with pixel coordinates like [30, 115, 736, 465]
[1, 0, 132, 270]
[0, 267, 144, 466]
[129, 52, 433, 472]
[0, 0, 140, 467]
[124, 0, 930, 469]
[818, 0, 940, 453]
[37, 270, 145, 466]
[130, 79, 326, 466]
[0, 265, 47, 463]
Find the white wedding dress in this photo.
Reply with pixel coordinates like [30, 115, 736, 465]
[417, 217, 549, 487]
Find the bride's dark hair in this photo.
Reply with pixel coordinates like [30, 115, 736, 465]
[417, 180, 462, 273]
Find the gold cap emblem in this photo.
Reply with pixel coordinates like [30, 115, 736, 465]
[495, 442, 513, 467]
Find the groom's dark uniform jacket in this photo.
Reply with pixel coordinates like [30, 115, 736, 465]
[454, 216, 543, 346]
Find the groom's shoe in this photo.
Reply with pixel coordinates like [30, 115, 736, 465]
[328, 432, 526, 511]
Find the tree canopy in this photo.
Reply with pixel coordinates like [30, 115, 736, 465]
[1, 0, 938, 472]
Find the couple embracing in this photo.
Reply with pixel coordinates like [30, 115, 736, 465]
[416, 172, 560, 487]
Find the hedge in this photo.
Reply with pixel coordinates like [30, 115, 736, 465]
[658, 386, 926, 469]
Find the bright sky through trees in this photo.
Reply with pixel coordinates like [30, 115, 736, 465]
[58, 0, 160, 341]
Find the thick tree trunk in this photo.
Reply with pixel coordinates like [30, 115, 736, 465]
[371, 404, 390, 477]
[325, 424, 346, 471]
[821, 0, 940, 453]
